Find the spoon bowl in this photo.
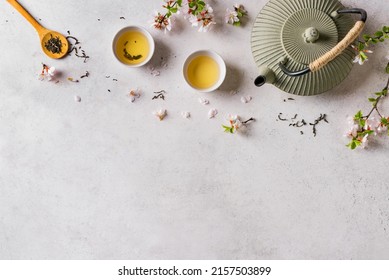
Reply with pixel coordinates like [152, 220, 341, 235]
[40, 31, 69, 59]
[7, 0, 69, 59]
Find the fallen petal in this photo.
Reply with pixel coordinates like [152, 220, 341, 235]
[151, 70, 160, 77]
[153, 109, 167, 121]
[181, 111, 191, 119]
[208, 108, 218, 119]
[199, 97, 210, 105]
[241, 96, 252, 103]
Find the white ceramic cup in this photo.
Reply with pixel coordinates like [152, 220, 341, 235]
[183, 50, 226, 93]
[112, 26, 155, 67]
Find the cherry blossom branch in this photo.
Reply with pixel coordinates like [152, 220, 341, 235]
[225, 4, 247, 26]
[152, 0, 216, 32]
[346, 64, 389, 150]
[352, 26, 389, 65]
[223, 115, 254, 134]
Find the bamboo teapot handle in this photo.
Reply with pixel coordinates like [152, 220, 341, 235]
[279, 8, 367, 77]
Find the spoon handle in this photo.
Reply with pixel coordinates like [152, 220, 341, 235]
[6, 0, 45, 33]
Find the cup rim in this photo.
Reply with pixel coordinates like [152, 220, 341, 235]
[112, 26, 155, 67]
[183, 50, 226, 93]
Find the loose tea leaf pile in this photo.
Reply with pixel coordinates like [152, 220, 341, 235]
[44, 35, 63, 54]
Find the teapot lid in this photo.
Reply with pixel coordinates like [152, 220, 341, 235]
[251, 0, 355, 95]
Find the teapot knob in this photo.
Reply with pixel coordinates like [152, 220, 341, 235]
[280, 8, 367, 77]
[303, 27, 320, 43]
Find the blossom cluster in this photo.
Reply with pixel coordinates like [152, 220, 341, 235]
[351, 44, 372, 65]
[346, 112, 389, 149]
[186, 2, 216, 32]
[38, 64, 56, 81]
[223, 115, 243, 133]
[223, 115, 254, 134]
[225, 4, 247, 26]
[151, 0, 219, 33]
[152, 11, 173, 33]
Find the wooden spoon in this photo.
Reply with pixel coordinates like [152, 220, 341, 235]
[7, 0, 69, 59]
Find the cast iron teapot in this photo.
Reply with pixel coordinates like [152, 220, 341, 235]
[251, 0, 367, 95]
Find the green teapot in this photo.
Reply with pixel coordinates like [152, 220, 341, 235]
[251, 0, 367, 96]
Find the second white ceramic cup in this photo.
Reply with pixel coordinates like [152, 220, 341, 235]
[183, 50, 226, 92]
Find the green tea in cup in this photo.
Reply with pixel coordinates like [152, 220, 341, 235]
[113, 26, 154, 67]
[184, 50, 226, 92]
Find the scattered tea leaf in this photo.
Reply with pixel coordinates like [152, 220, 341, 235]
[66, 33, 90, 63]
[123, 48, 142, 61]
[80, 71, 90, 79]
[152, 90, 166, 100]
[68, 77, 79, 83]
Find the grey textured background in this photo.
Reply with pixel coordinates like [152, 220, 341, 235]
[0, 0, 388, 259]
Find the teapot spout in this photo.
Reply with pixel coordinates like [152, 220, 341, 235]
[254, 66, 276, 87]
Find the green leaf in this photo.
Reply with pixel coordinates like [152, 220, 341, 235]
[375, 92, 382, 96]
[381, 118, 389, 126]
[170, 7, 178, 13]
[383, 88, 388, 96]
[359, 119, 366, 128]
[371, 38, 379, 44]
[222, 125, 234, 134]
[360, 51, 368, 60]
[352, 140, 362, 150]
[177, 0, 183, 6]
[375, 31, 384, 37]
[368, 97, 376, 103]
[347, 140, 359, 150]
[355, 110, 363, 120]
[383, 26, 389, 33]
[358, 42, 365, 51]
[233, 21, 241, 26]
[360, 130, 374, 136]
[188, 2, 195, 8]
[198, 2, 204, 9]
[363, 34, 371, 41]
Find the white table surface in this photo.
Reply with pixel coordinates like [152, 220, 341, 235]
[1, 0, 389, 259]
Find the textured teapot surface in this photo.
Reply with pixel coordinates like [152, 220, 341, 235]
[251, 0, 355, 96]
